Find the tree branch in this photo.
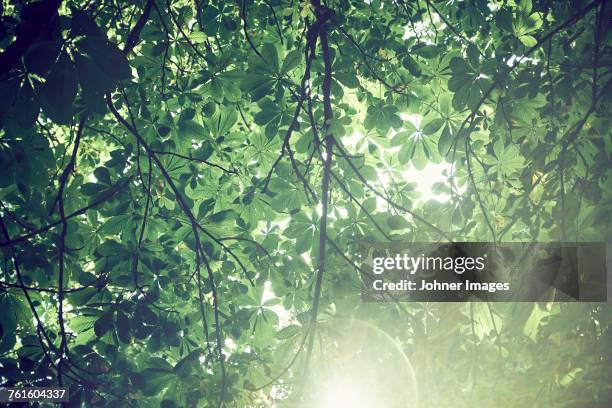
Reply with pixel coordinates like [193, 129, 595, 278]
[0, 178, 132, 248]
[123, 0, 154, 54]
[55, 115, 87, 385]
[105, 93, 227, 406]
[304, 0, 335, 378]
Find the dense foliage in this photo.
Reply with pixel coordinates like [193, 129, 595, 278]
[0, 0, 610, 406]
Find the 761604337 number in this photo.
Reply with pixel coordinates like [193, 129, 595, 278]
[0, 387, 69, 402]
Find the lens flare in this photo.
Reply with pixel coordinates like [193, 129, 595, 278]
[318, 378, 376, 408]
[305, 319, 417, 408]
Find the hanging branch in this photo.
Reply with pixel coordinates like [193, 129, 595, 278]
[133, 152, 153, 294]
[0, 178, 131, 248]
[118, 89, 154, 295]
[0, 280, 96, 294]
[335, 25, 408, 93]
[247, 331, 309, 391]
[123, 0, 154, 54]
[153, 150, 237, 174]
[304, 0, 335, 378]
[0, 211, 102, 390]
[195, 223, 256, 287]
[302, 45, 449, 239]
[55, 115, 86, 385]
[240, 0, 263, 58]
[592, 1, 606, 101]
[497, 76, 610, 242]
[329, 169, 392, 241]
[322, 236, 424, 334]
[262, 0, 284, 45]
[555, 0, 608, 240]
[105, 94, 227, 406]
[49, 117, 86, 216]
[303, 74, 391, 241]
[0, 214, 100, 391]
[420, 0, 486, 57]
[261, 19, 326, 202]
[0, 0, 158, 393]
[0, 215, 58, 365]
[464, 129, 497, 242]
[161, 0, 209, 64]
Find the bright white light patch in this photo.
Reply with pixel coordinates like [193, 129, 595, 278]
[318, 379, 376, 408]
[401, 161, 455, 203]
[305, 319, 417, 407]
[262, 281, 292, 328]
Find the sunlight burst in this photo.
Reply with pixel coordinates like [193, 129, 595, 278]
[317, 379, 376, 408]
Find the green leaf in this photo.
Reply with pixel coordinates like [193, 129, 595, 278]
[438, 124, 453, 156]
[201, 5, 220, 35]
[452, 83, 470, 110]
[402, 55, 421, 77]
[335, 72, 360, 88]
[466, 44, 480, 67]
[93, 167, 111, 184]
[24, 41, 61, 76]
[208, 108, 237, 136]
[240, 73, 275, 101]
[449, 57, 472, 74]
[13, 80, 40, 128]
[398, 140, 413, 164]
[194, 142, 214, 161]
[179, 107, 196, 122]
[77, 36, 132, 80]
[364, 104, 402, 134]
[94, 312, 114, 338]
[0, 77, 19, 117]
[222, 80, 242, 102]
[362, 197, 377, 213]
[387, 215, 410, 230]
[0, 295, 17, 353]
[281, 49, 301, 73]
[178, 119, 206, 139]
[518, 0, 532, 13]
[70, 7, 102, 37]
[422, 118, 445, 135]
[261, 43, 280, 73]
[413, 44, 439, 59]
[208, 209, 235, 223]
[254, 99, 281, 125]
[81, 182, 107, 196]
[467, 85, 482, 112]
[495, 9, 514, 33]
[115, 311, 131, 344]
[276, 325, 302, 340]
[413, 142, 427, 170]
[519, 35, 537, 48]
[189, 31, 207, 44]
[74, 52, 115, 94]
[38, 52, 78, 124]
[131, 366, 174, 395]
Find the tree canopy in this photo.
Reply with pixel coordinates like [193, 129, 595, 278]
[0, 0, 610, 406]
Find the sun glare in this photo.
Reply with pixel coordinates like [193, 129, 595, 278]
[304, 319, 417, 408]
[317, 379, 376, 408]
